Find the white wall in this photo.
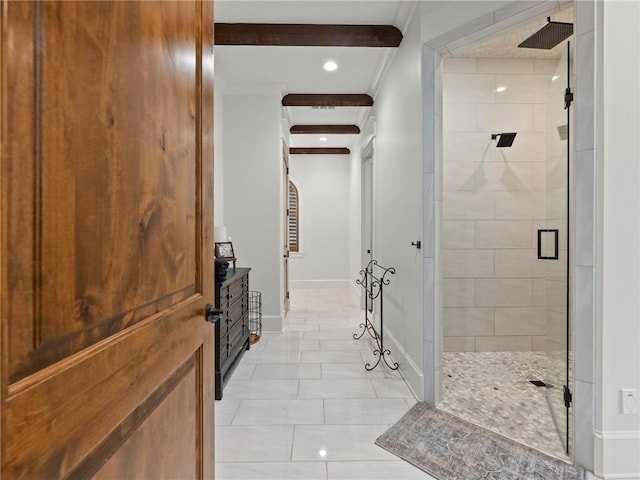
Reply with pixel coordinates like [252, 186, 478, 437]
[596, 1, 640, 476]
[371, 7, 424, 398]
[222, 93, 283, 332]
[349, 143, 362, 293]
[214, 83, 225, 226]
[288, 154, 352, 288]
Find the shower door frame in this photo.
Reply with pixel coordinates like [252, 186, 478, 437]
[543, 42, 573, 455]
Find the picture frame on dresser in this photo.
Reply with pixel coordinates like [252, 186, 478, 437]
[215, 241, 236, 269]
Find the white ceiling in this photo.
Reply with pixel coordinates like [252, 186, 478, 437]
[214, 1, 575, 153]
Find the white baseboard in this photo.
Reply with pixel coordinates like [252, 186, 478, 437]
[262, 314, 283, 333]
[290, 279, 353, 289]
[381, 325, 424, 402]
[594, 430, 640, 479]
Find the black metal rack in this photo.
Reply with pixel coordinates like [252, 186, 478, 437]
[354, 259, 398, 371]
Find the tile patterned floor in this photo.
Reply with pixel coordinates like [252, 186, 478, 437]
[438, 351, 570, 461]
[215, 288, 433, 480]
[215, 288, 572, 478]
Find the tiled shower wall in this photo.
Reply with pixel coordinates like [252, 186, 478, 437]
[442, 57, 561, 352]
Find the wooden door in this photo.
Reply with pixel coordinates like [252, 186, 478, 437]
[1, 1, 215, 478]
[282, 141, 290, 313]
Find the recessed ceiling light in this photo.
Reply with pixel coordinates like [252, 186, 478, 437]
[319, 136, 328, 142]
[496, 86, 507, 93]
[552, 75, 559, 81]
[323, 60, 338, 72]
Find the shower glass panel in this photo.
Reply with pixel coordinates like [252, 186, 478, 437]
[544, 43, 571, 454]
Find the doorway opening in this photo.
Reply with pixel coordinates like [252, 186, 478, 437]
[432, 6, 575, 461]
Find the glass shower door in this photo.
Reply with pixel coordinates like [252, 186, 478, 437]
[543, 44, 571, 454]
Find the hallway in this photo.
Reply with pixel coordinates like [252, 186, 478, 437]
[215, 288, 433, 480]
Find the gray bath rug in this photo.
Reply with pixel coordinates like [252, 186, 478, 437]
[376, 402, 585, 480]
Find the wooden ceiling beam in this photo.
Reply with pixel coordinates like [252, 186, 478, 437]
[215, 23, 402, 47]
[290, 148, 351, 155]
[282, 94, 373, 107]
[290, 125, 360, 135]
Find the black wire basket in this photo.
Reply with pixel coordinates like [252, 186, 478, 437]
[248, 291, 262, 344]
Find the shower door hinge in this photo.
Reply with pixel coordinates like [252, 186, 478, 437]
[564, 87, 574, 109]
[564, 385, 573, 408]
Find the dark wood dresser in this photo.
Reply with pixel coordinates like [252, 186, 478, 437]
[214, 267, 251, 400]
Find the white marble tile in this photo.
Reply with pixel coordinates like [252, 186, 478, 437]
[215, 425, 294, 462]
[477, 58, 533, 74]
[261, 338, 320, 351]
[372, 379, 415, 399]
[287, 324, 321, 332]
[443, 249, 494, 278]
[228, 362, 256, 379]
[475, 220, 533, 249]
[494, 307, 545, 336]
[223, 379, 299, 399]
[575, 149, 595, 266]
[443, 336, 475, 352]
[242, 349, 302, 364]
[443, 307, 494, 337]
[574, 266, 595, 384]
[443, 162, 478, 191]
[534, 58, 561, 75]
[215, 399, 241, 426]
[443, 132, 494, 163]
[495, 191, 545, 220]
[533, 104, 546, 132]
[477, 103, 534, 133]
[321, 362, 401, 380]
[324, 398, 410, 425]
[301, 350, 364, 364]
[442, 221, 475, 249]
[575, 31, 595, 153]
[291, 425, 396, 461]
[304, 330, 355, 341]
[494, 249, 546, 278]
[298, 379, 377, 399]
[495, 74, 550, 104]
[320, 339, 373, 352]
[444, 73, 496, 103]
[232, 399, 324, 425]
[574, 380, 595, 471]
[475, 278, 532, 307]
[475, 162, 545, 192]
[216, 462, 327, 480]
[443, 103, 476, 132]
[327, 461, 433, 479]
[475, 335, 532, 352]
[251, 363, 322, 380]
[443, 191, 494, 220]
[443, 278, 475, 308]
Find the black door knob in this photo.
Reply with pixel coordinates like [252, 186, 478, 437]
[205, 304, 222, 324]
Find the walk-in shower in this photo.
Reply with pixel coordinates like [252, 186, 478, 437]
[438, 17, 573, 460]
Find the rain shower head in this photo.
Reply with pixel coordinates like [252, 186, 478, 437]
[491, 132, 517, 148]
[518, 17, 573, 50]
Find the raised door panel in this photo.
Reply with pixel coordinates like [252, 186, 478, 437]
[1, 1, 215, 478]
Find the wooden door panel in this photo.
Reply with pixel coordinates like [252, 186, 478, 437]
[5, 305, 203, 478]
[92, 363, 199, 480]
[1, 1, 215, 478]
[5, 1, 200, 382]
